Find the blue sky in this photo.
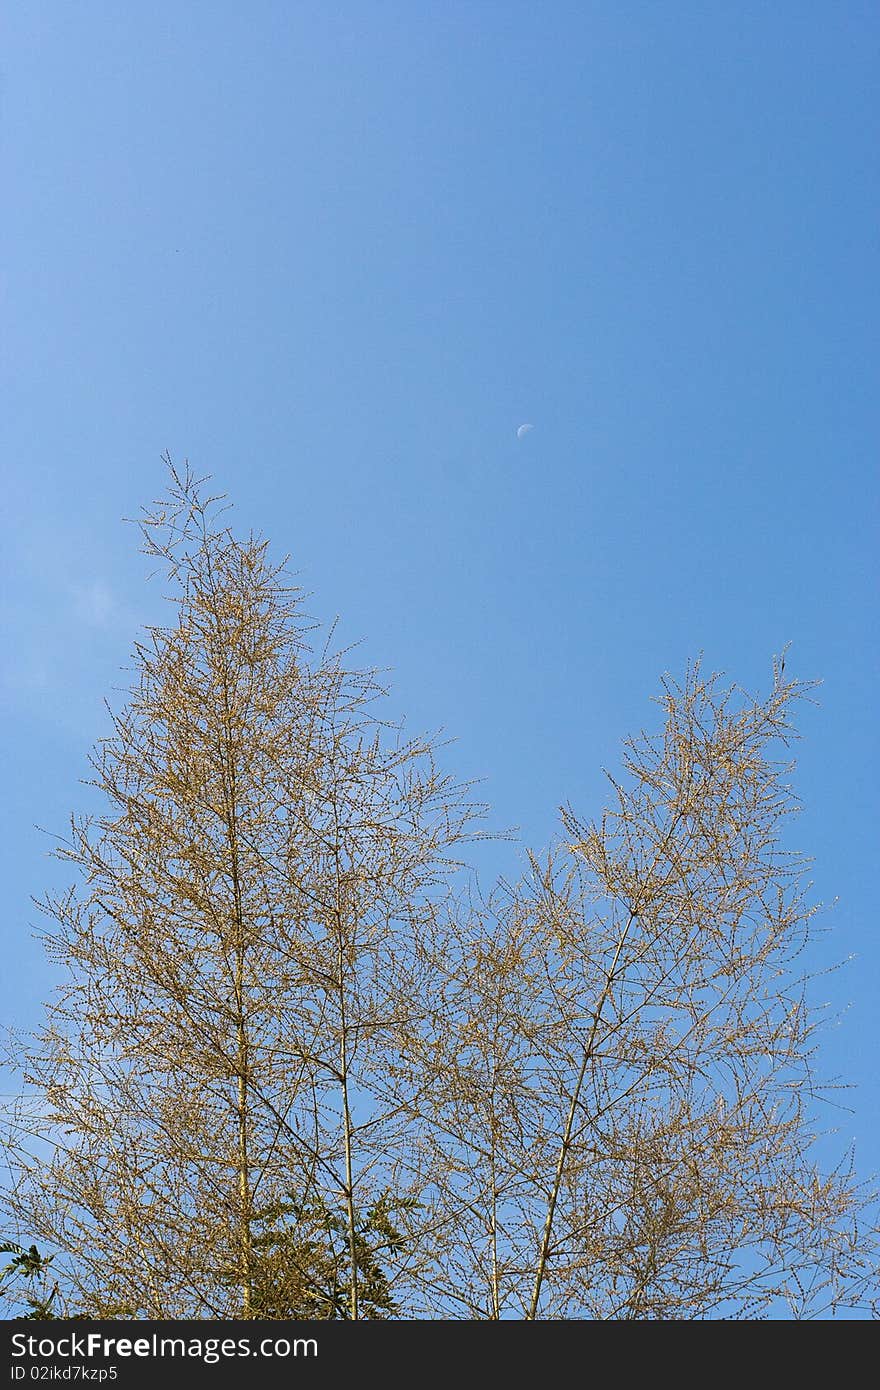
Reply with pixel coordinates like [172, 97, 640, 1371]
[2, 2, 878, 1187]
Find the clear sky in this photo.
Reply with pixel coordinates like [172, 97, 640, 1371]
[2, 3, 878, 1190]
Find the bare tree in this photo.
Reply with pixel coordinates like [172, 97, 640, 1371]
[2, 460, 479, 1318]
[3, 464, 876, 1319]
[414, 662, 878, 1318]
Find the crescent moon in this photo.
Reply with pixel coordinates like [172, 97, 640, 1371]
[516, 423, 534, 439]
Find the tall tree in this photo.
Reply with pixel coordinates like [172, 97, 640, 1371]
[3, 466, 876, 1318]
[414, 663, 879, 1318]
[3, 461, 478, 1318]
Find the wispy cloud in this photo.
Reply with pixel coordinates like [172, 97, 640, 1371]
[71, 580, 116, 628]
[0, 546, 144, 734]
